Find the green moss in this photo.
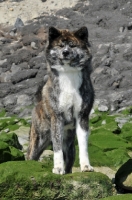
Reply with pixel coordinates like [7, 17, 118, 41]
[0, 141, 11, 163]
[89, 130, 131, 152]
[9, 146, 25, 161]
[0, 161, 114, 200]
[0, 121, 8, 131]
[0, 115, 30, 134]
[0, 141, 25, 163]
[103, 121, 121, 134]
[0, 132, 22, 150]
[105, 149, 130, 168]
[6, 124, 20, 131]
[101, 194, 132, 200]
[121, 107, 132, 115]
[90, 115, 102, 127]
[19, 119, 30, 126]
[121, 122, 132, 142]
[0, 109, 6, 117]
[74, 144, 112, 167]
[89, 144, 112, 167]
[90, 113, 120, 134]
[0, 132, 25, 163]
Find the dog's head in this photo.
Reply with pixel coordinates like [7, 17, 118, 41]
[46, 27, 92, 71]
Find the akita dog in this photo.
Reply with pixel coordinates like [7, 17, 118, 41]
[27, 26, 94, 174]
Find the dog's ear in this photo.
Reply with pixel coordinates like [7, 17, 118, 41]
[49, 27, 61, 42]
[74, 27, 88, 42]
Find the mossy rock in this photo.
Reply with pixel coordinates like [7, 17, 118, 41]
[0, 132, 22, 150]
[0, 161, 114, 200]
[101, 194, 132, 200]
[89, 129, 132, 151]
[0, 115, 30, 134]
[9, 146, 25, 161]
[0, 141, 25, 163]
[0, 141, 12, 163]
[0, 109, 6, 117]
[74, 144, 112, 167]
[0, 121, 8, 131]
[121, 106, 132, 115]
[105, 149, 130, 168]
[121, 122, 132, 142]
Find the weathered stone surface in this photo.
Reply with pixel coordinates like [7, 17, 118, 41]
[0, 0, 132, 116]
[115, 159, 132, 192]
[11, 69, 38, 84]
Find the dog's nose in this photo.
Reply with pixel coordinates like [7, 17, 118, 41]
[62, 50, 69, 57]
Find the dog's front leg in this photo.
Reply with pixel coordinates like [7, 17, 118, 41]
[76, 118, 94, 172]
[51, 116, 65, 175]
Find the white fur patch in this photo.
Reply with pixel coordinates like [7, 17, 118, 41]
[76, 120, 93, 171]
[57, 65, 82, 121]
[53, 150, 65, 174]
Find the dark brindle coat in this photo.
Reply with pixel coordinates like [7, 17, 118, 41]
[27, 27, 94, 174]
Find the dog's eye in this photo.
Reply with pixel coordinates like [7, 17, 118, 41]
[69, 41, 76, 47]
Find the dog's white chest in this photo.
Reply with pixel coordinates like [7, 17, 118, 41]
[58, 70, 82, 119]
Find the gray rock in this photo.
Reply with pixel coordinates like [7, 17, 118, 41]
[0, 0, 132, 116]
[115, 116, 131, 128]
[11, 69, 38, 84]
[14, 17, 24, 28]
[31, 42, 38, 49]
[98, 99, 109, 112]
[2, 94, 17, 107]
[16, 94, 32, 106]
[98, 105, 109, 112]
[0, 59, 7, 66]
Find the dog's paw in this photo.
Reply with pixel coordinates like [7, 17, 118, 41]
[52, 167, 65, 175]
[81, 165, 94, 172]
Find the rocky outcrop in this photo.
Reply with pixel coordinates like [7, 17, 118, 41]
[0, 0, 132, 117]
[0, 161, 114, 199]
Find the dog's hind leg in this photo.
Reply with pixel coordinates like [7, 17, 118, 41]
[27, 123, 50, 161]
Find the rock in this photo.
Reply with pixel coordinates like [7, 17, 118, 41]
[16, 94, 32, 106]
[14, 17, 24, 28]
[13, 126, 30, 151]
[98, 99, 109, 112]
[0, 161, 114, 199]
[115, 116, 131, 128]
[31, 41, 38, 49]
[11, 69, 38, 84]
[98, 105, 109, 112]
[115, 159, 132, 192]
[0, 0, 132, 117]
[2, 94, 17, 108]
[123, 47, 132, 62]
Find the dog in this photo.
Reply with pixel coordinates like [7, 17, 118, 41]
[27, 26, 94, 174]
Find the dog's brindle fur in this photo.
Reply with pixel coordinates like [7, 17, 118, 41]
[27, 27, 94, 174]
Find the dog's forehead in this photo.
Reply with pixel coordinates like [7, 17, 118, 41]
[59, 29, 78, 41]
